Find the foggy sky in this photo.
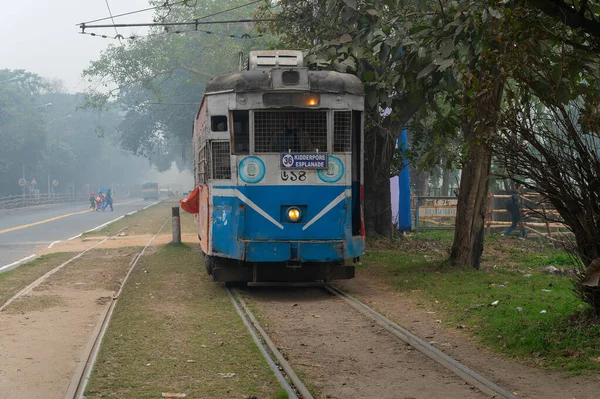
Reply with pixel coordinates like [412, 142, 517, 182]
[0, 0, 151, 92]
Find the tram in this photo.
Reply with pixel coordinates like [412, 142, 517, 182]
[191, 50, 365, 283]
[142, 181, 159, 200]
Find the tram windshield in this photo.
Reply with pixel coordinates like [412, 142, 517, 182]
[254, 111, 327, 153]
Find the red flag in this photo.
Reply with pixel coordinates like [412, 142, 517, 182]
[180, 187, 200, 214]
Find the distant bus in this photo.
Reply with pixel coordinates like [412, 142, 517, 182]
[141, 182, 159, 200]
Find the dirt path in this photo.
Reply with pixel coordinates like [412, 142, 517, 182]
[246, 287, 486, 399]
[0, 248, 137, 399]
[335, 275, 599, 399]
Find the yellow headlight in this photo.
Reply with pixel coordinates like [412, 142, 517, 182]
[288, 208, 301, 222]
[304, 95, 320, 107]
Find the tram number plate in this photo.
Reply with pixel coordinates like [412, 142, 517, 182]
[280, 153, 328, 170]
[281, 171, 307, 182]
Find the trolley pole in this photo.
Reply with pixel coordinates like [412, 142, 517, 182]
[172, 207, 181, 244]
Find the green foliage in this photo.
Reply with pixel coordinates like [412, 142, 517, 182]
[361, 233, 600, 373]
[83, 1, 274, 170]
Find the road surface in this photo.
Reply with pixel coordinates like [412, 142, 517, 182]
[0, 199, 156, 271]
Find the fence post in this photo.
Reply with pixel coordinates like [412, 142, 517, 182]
[486, 190, 493, 236]
[172, 206, 181, 244]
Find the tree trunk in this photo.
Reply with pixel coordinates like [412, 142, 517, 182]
[441, 167, 451, 197]
[364, 124, 395, 238]
[363, 99, 423, 239]
[415, 171, 430, 197]
[450, 69, 504, 269]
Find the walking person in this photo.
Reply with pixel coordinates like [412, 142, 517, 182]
[501, 183, 527, 238]
[89, 192, 96, 210]
[102, 189, 114, 211]
[96, 192, 104, 212]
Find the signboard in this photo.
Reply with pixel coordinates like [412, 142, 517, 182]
[52, 179, 59, 187]
[280, 153, 328, 170]
[31, 178, 37, 186]
[18, 178, 26, 187]
[415, 196, 459, 230]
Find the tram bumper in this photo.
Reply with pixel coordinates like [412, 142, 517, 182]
[244, 240, 345, 263]
[210, 240, 356, 282]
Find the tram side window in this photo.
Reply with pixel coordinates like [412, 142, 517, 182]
[232, 111, 250, 154]
[210, 141, 231, 180]
[334, 111, 352, 152]
[211, 115, 228, 132]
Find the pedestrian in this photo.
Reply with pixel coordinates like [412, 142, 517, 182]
[96, 192, 104, 211]
[501, 183, 527, 238]
[89, 192, 96, 209]
[102, 189, 114, 211]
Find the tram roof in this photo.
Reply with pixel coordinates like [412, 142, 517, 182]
[205, 69, 364, 95]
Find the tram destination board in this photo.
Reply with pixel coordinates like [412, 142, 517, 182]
[280, 153, 328, 170]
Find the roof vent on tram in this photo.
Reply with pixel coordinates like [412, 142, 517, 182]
[248, 50, 304, 70]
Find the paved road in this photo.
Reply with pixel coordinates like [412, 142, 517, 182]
[0, 199, 156, 271]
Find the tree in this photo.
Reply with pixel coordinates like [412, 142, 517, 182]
[83, 0, 272, 171]
[0, 70, 49, 195]
[492, 4, 600, 314]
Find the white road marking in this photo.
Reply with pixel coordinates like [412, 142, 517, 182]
[48, 240, 60, 249]
[68, 233, 82, 241]
[0, 253, 37, 272]
[142, 200, 161, 210]
[85, 215, 125, 233]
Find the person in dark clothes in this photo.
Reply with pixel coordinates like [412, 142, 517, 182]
[501, 183, 526, 238]
[102, 189, 114, 211]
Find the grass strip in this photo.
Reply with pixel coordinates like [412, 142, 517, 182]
[84, 199, 196, 237]
[0, 252, 75, 305]
[360, 230, 600, 374]
[85, 243, 285, 399]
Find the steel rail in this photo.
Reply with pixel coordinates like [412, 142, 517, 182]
[65, 215, 171, 399]
[325, 285, 516, 399]
[228, 287, 314, 399]
[0, 225, 128, 312]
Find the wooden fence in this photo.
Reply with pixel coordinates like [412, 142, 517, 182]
[414, 193, 569, 240]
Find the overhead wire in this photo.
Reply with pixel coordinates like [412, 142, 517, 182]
[79, 28, 263, 41]
[103, 0, 122, 44]
[79, 0, 189, 25]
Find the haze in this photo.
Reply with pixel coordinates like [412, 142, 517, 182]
[0, 0, 152, 92]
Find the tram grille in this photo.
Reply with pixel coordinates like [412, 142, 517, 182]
[210, 141, 231, 180]
[334, 111, 352, 152]
[254, 111, 327, 153]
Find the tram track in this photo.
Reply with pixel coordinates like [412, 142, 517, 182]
[235, 283, 517, 399]
[228, 287, 315, 399]
[0, 226, 129, 312]
[324, 285, 516, 399]
[63, 215, 171, 399]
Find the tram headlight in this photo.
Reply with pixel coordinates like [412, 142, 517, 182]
[287, 207, 301, 222]
[304, 94, 320, 107]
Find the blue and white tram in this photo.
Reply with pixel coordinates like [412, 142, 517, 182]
[193, 50, 365, 283]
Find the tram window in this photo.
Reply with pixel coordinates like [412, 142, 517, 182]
[254, 111, 327, 153]
[232, 111, 250, 154]
[210, 141, 231, 180]
[334, 111, 352, 152]
[282, 70, 300, 85]
[211, 115, 228, 132]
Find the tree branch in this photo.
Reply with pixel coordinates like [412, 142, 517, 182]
[524, 0, 600, 40]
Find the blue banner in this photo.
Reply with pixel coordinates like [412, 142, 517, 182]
[280, 153, 328, 170]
